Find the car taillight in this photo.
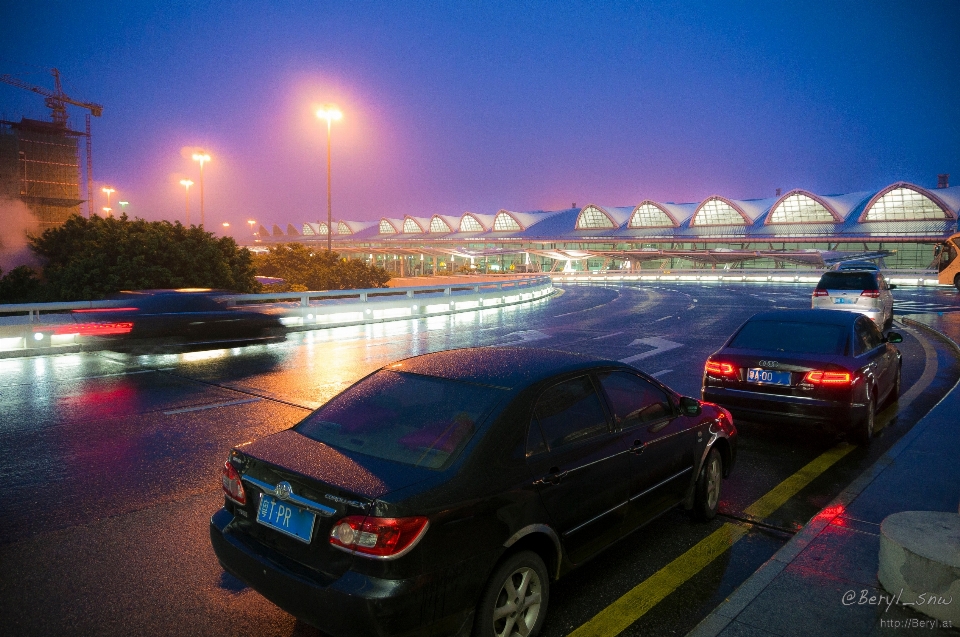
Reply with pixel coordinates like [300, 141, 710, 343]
[705, 360, 737, 377]
[812, 288, 829, 297]
[860, 290, 880, 298]
[330, 515, 429, 558]
[221, 460, 246, 505]
[803, 370, 852, 385]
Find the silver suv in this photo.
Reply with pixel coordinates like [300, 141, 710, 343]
[811, 270, 896, 329]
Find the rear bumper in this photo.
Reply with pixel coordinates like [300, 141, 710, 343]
[702, 386, 863, 431]
[811, 302, 884, 324]
[209, 508, 471, 637]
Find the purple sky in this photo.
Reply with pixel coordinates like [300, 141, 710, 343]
[3, 1, 959, 237]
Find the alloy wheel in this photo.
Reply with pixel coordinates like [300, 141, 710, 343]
[493, 566, 543, 637]
[705, 454, 722, 511]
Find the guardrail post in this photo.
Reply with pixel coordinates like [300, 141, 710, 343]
[406, 290, 414, 298]
[360, 293, 368, 302]
[444, 287, 451, 296]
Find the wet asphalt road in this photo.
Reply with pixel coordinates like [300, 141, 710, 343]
[1, 281, 959, 637]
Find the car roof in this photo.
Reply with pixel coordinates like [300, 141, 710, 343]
[746, 309, 861, 326]
[384, 347, 621, 389]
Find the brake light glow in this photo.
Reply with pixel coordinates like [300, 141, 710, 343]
[330, 515, 429, 558]
[55, 322, 134, 336]
[803, 370, 852, 385]
[860, 290, 880, 298]
[705, 360, 736, 376]
[812, 288, 829, 297]
[221, 460, 246, 505]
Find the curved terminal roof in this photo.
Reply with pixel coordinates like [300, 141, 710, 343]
[291, 182, 960, 245]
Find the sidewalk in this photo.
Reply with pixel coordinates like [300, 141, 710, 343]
[688, 312, 960, 637]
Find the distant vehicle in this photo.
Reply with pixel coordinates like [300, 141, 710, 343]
[210, 347, 737, 637]
[37, 289, 283, 352]
[701, 309, 902, 444]
[934, 232, 960, 290]
[811, 270, 895, 329]
[832, 261, 880, 271]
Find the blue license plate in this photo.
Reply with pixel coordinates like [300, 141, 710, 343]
[832, 298, 853, 304]
[747, 368, 791, 386]
[256, 494, 316, 543]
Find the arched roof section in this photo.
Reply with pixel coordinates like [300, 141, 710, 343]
[402, 216, 431, 233]
[691, 196, 752, 226]
[459, 212, 490, 232]
[492, 210, 524, 232]
[302, 222, 328, 236]
[379, 218, 400, 234]
[628, 201, 679, 228]
[858, 182, 955, 222]
[337, 220, 376, 236]
[766, 190, 842, 224]
[336, 221, 351, 235]
[576, 204, 620, 230]
[429, 215, 459, 233]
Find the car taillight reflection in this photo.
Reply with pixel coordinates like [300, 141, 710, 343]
[705, 360, 737, 377]
[860, 290, 880, 298]
[330, 515, 429, 558]
[812, 288, 829, 297]
[221, 461, 247, 505]
[803, 370, 852, 385]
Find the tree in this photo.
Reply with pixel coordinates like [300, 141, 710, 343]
[25, 214, 261, 301]
[253, 243, 390, 291]
[0, 265, 43, 303]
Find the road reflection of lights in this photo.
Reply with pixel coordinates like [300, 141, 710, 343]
[0, 358, 25, 374]
[33, 357, 47, 376]
[51, 354, 84, 369]
[181, 349, 229, 362]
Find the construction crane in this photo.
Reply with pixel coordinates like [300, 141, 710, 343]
[0, 68, 104, 215]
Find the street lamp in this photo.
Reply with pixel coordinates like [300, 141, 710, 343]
[179, 179, 194, 225]
[102, 207, 112, 216]
[247, 219, 256, 236]
[101, 186, 115, 216]
[316, 104, 342, 252]
[192, 151, 211, 226]
[119, 201, 129, 216]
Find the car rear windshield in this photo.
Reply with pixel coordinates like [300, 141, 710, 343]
[817, 272, 878, 290]
[729, 321, 848, 355]
[295, 370, 505, 470]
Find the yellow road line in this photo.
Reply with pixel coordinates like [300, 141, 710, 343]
[567, 444, 855, 637]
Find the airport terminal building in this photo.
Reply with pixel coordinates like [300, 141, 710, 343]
[257, 181, 960, 275]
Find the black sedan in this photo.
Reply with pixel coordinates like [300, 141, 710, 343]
[701, 309, 902, 444]
[210, 347, 737, 637]
[41, 289, 283, 352]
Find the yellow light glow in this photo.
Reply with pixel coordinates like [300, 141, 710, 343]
[222, 222, 230, 227]
[180, 179, 193, 188]
[316, 105, 343, 122]
[192, 152, 211, 165]
[175, 288, 212, 292]
[101, 187, 115, 195]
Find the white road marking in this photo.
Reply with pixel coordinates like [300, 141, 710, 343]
[592, 331, 624, 340]
[620, 337, 684, 363]
[163, 397, 262, 415]
[650, 369, 673, 377]
[654, 316, 673, 322]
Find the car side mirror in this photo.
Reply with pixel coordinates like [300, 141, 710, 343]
[679, 396, 702, 417]
[889, 284, 897, 290]
[886, 332, 903, 344]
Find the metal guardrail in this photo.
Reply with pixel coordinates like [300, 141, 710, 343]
[0, 276, 555, 355]
[550, 269, 947, 287]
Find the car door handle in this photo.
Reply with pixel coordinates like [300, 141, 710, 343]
[535, 468, 569, 486]
[630, 440, 646, 455]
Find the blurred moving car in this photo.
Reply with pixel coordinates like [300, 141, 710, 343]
[42, 289, 283, 352]
[210, 347, 737, 637]
[811, 270, 895, 329]
[702, 309, 902, 444]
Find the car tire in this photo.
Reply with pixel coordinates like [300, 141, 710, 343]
[851, 386, 876, 445]
[692, 447, 723, 521]
[886, 364, 902, 407]
[474, 550, 549, 637]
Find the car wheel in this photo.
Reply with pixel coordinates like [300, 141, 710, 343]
[886, 364, 901, 407]
[851, 386, 876, 445]
[474, 550, 549, 637]
[693, 447, 722, 521]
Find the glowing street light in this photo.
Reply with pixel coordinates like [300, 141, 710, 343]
[102, 207, 112, 216]
[192, 151, 211, 226]
[179, 179, 194, 225]
[222, 222, 230, 228]
[316, 104, 342, 252]
[247, 219, 256, 236]
[119, 201, 129, 215]
[101, 186, 115, 216]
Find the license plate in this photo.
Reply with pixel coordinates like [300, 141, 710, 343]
[832, 297, 854, 304]
[747, 368, 791, 386]
[256, 494, 316, 543]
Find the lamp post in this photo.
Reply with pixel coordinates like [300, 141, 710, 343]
[247, 219, 256, 238]
[316, 105, 342, 252]
[119, 201, 129, 216]
[179, 179, 194, 225]
[101, 187, 115, 216]
[192, 151, 211, 226]
[102, 207, 112, 216]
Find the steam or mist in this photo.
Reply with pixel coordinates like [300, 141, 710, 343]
[0, 198, 41, 272]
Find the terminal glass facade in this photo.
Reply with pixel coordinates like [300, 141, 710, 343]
[629, 203, 674, 228]
[864, 187, 948, 221]
[403, 218, 422, 233]
[576, 205, 616, 229]
[460, 215, 484, 232]
[694, 199, 745, 226]
[337, 221, 351, 235]
[494, 213, 522, 231]
[430, 217, 451, 233]
[769, 193, 836, 223]
[302, 223, 315, 235]
[379, 219, 397, 234]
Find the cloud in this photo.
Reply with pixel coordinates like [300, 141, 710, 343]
[0, 198, 41, 272]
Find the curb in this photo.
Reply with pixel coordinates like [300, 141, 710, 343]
[686, 317, 960, 637]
